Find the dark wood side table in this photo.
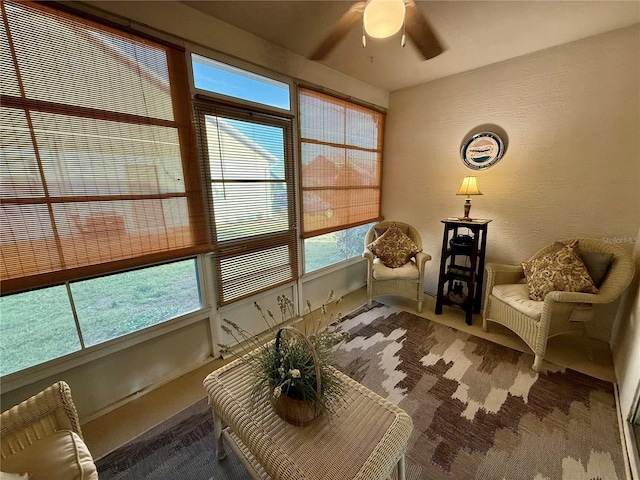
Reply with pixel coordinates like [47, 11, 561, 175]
[435, 219, 491, 325]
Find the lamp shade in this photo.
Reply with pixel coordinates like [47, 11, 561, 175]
[456, 176, 482, 196]
[363, 0, 406, 39]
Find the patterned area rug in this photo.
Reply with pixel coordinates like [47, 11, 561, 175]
[97, 302, 625, 479]
[334, 302, 625, 480]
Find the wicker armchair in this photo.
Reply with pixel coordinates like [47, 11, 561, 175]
[363, 221, 432, 312]
[1, 381, 98, 480]
[482, 238, 634, 371]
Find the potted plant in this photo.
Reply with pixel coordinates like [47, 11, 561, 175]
[219, 292, 347, 426]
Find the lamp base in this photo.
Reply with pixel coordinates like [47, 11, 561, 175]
[461, 198, 472, 220]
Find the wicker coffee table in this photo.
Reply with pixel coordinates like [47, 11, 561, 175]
[203, 357, 413, 480]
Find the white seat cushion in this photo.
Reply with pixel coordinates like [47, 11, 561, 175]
[491, 283, 543, 320]
[372, 258, 419, 280]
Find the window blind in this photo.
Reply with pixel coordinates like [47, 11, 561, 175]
[194, 102, 297, 306]
[298, 87, 384, 238]
[0, 1, 209, 295]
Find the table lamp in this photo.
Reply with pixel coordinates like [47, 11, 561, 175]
[456, 176, 482, 220]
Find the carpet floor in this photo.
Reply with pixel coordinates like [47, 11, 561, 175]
[97, 302, 625, 479]
[95, 398, 249, 480]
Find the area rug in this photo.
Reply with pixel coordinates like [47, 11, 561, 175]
[334, 302, 626, 480]
[97, 302, 626, 480]
[95, 398, 251, 480]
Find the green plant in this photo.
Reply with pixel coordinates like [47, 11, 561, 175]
[219, 292, 347, 414]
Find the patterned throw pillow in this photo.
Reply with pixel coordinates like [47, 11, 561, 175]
[522, 241, 598, 301]
[367, 223, 421, 268]
[373, 224, 409, 238]
[551, 241, 613, 287]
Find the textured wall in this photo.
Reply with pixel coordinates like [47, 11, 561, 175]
[384, 26, 640, 324]
[614, 235, 640, 416]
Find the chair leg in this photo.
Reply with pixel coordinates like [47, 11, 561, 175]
[482, 317, 489, 332]
[417, 300, 423, 313]
[532, 355, 543, 372]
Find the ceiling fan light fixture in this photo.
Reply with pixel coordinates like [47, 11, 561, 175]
[363, 0, 406, 39]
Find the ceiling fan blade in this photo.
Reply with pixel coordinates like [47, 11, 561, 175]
[404, 0, 444, 61]
[309, 2, 366, 61]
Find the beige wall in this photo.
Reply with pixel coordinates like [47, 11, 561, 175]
[611, 224, 640, 477]
[384, 26, 640, 459]
[612, 223, 640, 416]
[384, 25, 640, 303]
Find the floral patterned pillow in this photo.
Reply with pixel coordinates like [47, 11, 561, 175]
[367, 223, 421, 268]
[522, 241, 598, 301]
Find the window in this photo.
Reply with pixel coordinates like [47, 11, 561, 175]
[192, 53, 290, 110]
[0, 1, 209, 295]
[299, 87, 384, 272]
[191, 54, 297, 306]
[298, 88, 384, 238]
[0, 259, 201, 376]
[71, 260, 201, 347]
[194, 102, 297, 306]
[304, 222, 375, 273]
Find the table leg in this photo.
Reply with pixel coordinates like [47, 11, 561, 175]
[212, 407, 226, 460]
[397, 454, 406, 480]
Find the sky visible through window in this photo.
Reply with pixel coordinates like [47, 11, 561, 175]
[192, 54, 290, 159]
[192, 54, 290, 110]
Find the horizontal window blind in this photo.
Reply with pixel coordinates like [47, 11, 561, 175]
[194, 102, 297, 306]
[0, 1, 209, 294]
[299, 87, 384, 238]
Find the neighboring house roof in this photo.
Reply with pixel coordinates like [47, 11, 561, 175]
[302, 155, 372, 187]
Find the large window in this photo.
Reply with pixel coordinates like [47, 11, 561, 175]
[0, 259, 201, 376]
[194, 102, 297, 306]
[0, 1, 209, 295]
[192, 55, 296, 306]
[299, 87, 384, 272]
[0, 2, 209, 377]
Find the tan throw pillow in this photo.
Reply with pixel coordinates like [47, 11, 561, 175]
[522, 241, 598, 301]
[367, 223, 421, 268]
[551, 241, 613, 287]
[374, 224, 409, 238]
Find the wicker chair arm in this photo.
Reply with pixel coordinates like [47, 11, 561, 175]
[545, 283, 631, 306]
[485, 263, 525, 287]
[543, 290, 600, 305]
[595, 254, 635, 302]
[362, 248, 375, 263]
[415, 251, 432, 270]
[0, 381, 83, 442]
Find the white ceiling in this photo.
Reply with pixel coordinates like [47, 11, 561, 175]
[182, 1, 640, 92]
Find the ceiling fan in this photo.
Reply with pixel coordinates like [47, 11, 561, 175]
[309, 0, 444, 61]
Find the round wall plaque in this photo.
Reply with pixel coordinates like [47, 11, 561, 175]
[461, 132, 504, 170]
